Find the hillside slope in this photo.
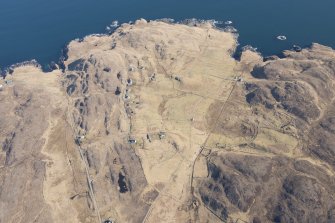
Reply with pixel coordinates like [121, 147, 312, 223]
[1, 20, 335, 223]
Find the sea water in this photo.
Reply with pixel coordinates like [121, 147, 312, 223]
[1, 0, 334, 69]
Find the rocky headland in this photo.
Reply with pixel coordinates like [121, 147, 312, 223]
[1, 19, 335, 223]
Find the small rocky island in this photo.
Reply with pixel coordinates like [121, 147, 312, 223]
[1, 19, 335, 223]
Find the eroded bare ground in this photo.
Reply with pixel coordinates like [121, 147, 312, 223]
[1, 20, 335, 223]
[196, 44, 335, 223]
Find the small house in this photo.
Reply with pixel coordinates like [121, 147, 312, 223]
[158, 132, 166, 139]
[127, 78, 133, 86]
[128, 139, 137, 144]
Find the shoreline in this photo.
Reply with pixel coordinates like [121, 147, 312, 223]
[1, 18, 245, 77]
[2, 17, 335, 223]
[1, 18, 330, 78]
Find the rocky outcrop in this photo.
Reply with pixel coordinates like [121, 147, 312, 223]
[198, 44, 335, 223]
[1, 21, 335, 223]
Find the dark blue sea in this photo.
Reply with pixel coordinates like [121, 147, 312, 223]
[1, 0, 334, 70]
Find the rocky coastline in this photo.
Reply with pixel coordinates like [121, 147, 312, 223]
[1, 19, 335, 223]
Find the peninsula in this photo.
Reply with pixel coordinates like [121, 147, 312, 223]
[1, 19, 335, 223]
